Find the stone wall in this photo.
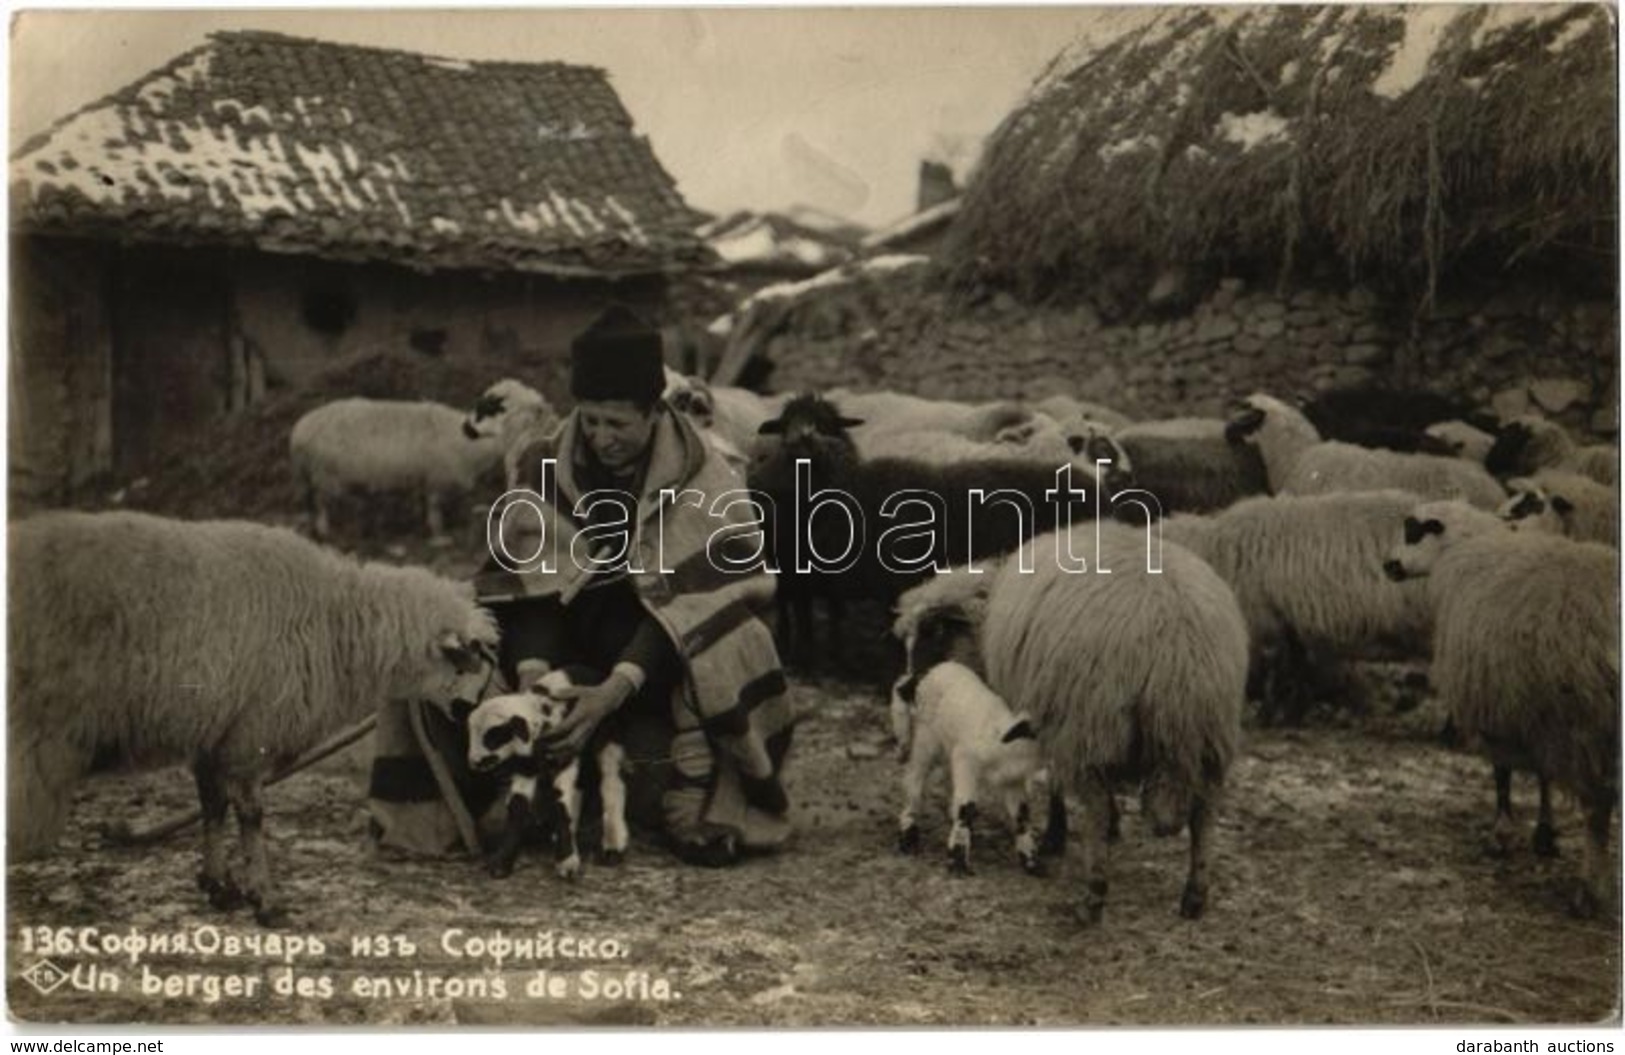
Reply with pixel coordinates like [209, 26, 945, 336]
[750, 268, 1618, 439]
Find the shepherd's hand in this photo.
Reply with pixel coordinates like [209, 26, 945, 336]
[541, 673, 634, 758]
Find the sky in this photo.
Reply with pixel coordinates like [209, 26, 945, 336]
[7, 5, 1140, 229]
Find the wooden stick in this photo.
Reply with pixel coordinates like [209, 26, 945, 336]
[98, 715, 379, 846]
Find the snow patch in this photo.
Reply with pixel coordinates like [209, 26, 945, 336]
[1216, 110, 1290, 151]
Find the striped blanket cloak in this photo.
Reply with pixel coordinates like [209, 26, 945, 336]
[369, 407, 795, 856]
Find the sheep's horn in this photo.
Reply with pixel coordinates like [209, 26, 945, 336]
[97, 715, 379, 846]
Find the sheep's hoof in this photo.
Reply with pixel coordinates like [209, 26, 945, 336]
[485, 854, 516, 879]
[897, 825, 921, 855]
[1179, 882, 1207, 920]
[197, 873, 246, 910]
[1569, 884, 1601, 920]
[599, 848, 625, 867]
[947, 847, 971, 876]
[1019, 854, 1046, 878]
[555, 856, 582, 881]
[1532, 823, 1560, 858]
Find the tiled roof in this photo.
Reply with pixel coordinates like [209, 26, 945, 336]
[11, 31, 712, 276]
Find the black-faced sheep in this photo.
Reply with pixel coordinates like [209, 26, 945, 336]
[1161, 489, 1433, 723]
[1227, 393, 1506, 509]
[1498, 470, 1618, 548]
[8, 510, 500, 925]
[457, 663, 627, 881]
[1113, 418, 1270, 513]
[892, 661, 1051, 876]
[1384, 501, 1619, 917]
[981, 523, 1249, 925]
[1301, 386, 1478, 453]
[750, 393, 1144, 665]
[462, 379, 562, 490]
[1486, 415, 1618, 489]
[292, 396, 504, 542]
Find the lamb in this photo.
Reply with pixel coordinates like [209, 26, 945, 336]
[462, 379, 562, 490]
[1160, 490, 1433, 723]
[292, 396, 504, 542]
[1384, 500, 1619, 917]
[1226, 393, 1507, 510]
[8, 510, 500, 925]
[1486, 415, 1618, 488]
[1113, 418, 1270, 513]
[750, 393, 1145, 664]
[1424, 420, 1497, 465]
[1498, 470, 1618, 547]
[980, 523, 1249, 924]
[456, 663, 628, 881]
[892, 661, 1051, 876]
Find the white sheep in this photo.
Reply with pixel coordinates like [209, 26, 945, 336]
[291, 396, 504, 543]
[824, 387, 1045, 444]
[1424, 420, 1497, 465]
[1033, 393, 1135, 432]
[1498, 470, 1618, 547]
[8, 510, 500, 925]
[1227, 393, 1507, 509]
[892, 661, 1051, 876]
[1486, 415, 1618, 488]
[981, 523, 1249, 925]
[1161, 489, 1433, 723]
[663, 373, 788, 469]
[1384, 500, 1619, 917]
[457, 663, 628, 881]
[462, 379, 562, 490]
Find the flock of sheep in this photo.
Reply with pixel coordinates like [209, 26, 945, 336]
[7, 358, 1619, 930]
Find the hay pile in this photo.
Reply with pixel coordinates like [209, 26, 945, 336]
[111, 348, 507, 524]
[946, 5, 1615, 311]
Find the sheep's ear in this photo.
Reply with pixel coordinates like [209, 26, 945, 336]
[757, 418, 785, 436]
[1223, 407, 1266, 443]
[1552, 494, 1575, 516]
[1001, 717, 1037, 743]
[1402, 516, 1444, 545]
[438, 632, 483, 675]
[451, 698, 477, 724]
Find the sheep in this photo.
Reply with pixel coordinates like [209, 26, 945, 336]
[1486, 415, 1618, 488]
[1302, 386, 1478, 453]
[1498, 470, 1618, 547]
[462, 379, 562, 490]
[750, 393, 1145, 666]
[891, 661, 1051, 876]
[292, 396, 504, 543]
[456, 662, 628, 881]
[1113, 417, 1270, 513]
[981, 522, 1249, 925]
[1384, 500, 1619, 917]
[7, 510, 501, 925]
[663, 373, 789, 466]
[1424, 420, 1497, 465]
[1160, 490, 1433, 723]
[1032, 393, 1135, 432]
[855, 419, 1124, 473]
[824, 387, 1046, 444]
[1226, 393, 1507, 510]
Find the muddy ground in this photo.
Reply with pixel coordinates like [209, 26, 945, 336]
[7, 658, 1620, 1027]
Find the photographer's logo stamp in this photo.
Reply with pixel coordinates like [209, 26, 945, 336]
[21, 959, 69, 995]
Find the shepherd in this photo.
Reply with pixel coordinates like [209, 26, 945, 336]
[369, 305, 795, 867]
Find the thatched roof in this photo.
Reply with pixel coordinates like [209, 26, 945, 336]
[946, 5, 1616, 309]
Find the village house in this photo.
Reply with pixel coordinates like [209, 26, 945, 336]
[9, 30, 711, 503]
